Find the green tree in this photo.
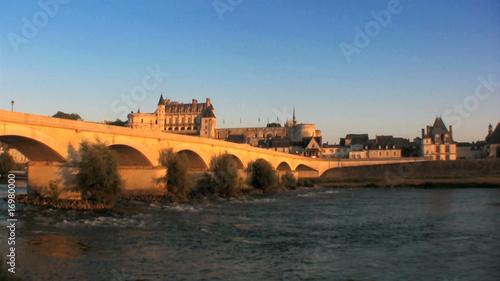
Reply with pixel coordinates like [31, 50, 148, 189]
[281, 172, 297, 190]
[248, 159, 278, 192]
[0, 151, 15, 182]
[106, 119, 127, 127]
[212, 153, 241, 196]
[76, 141, 122, 205]
[52, 111, 82, 121]
[159, 148, 191, 198]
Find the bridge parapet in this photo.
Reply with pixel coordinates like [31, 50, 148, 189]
[1, 110, 429, 194]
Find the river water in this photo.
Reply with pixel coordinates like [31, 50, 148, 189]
[1, 186, 499, 281]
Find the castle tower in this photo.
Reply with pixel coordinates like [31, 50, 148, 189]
[200, 104, 216, 138]
[157, 94, 166, 130]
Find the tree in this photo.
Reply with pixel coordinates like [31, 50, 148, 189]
[0, 152, 15, 183]
[281, 172, 297, 190]
[159, 148, 191, 198]
[76, 141, 122, 205]
[106, 119, 127, 127]
[212, 153, 241, 196]
[248, 159, 278, 192]
[52, 111, 82, 121]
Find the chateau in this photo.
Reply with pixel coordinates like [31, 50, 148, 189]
[127, 95, 216, 138]
[127, 95, 323, 157]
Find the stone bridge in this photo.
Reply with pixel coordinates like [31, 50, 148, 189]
[0, 110, 425, 192]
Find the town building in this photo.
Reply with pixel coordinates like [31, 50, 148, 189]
[323, 135, 404, 159]
[456, 142, 486, 159]
[421, 117, 457, 160]
[321, 144, 351, 158]
[485, 123, 500, 158]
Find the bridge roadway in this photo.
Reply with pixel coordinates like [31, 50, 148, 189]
[0, 110, 425, 193]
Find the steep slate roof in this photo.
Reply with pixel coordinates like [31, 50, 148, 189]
[202, 106, 216, 118]
[158, 94, 165, 105]
[226, 134, 246, 144]
[375, 135, 394, 145]
[345, 134, 369, 145]
[487, 123, 500, 144]
[423, 117, 453, 143]
[431, 117, 449, 136]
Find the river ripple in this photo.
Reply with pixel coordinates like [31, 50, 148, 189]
[1, 187, 499, 280]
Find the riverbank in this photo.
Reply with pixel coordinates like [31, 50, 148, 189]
[312, 176, 500, 188]
[14, 195, 112, 210]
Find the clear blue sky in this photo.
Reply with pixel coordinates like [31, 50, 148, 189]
[1, 0, 499, 143]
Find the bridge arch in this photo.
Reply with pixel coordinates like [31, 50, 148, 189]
[176, 149, 208, 171]
[295, 164, 319, 178]
[228, 154, 245, 169]
[108, 144, 153, 166]
[0, 135, 65, 162]
[320, 168, 337, 178]
[276, 161, 292, 172]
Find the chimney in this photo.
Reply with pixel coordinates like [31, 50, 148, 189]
[421, 128, 425, 138]
[449, 125, 453, 139]
[426, 125, 431, 136]
[206, 98, 211, 107]
[192, 99, 197, 105]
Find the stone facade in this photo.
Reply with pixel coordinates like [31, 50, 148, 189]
[127, 95, 216, 137]
[485, 123, 500, 158]
[323, 135, 404, 159]
[421, 117, 457, 160]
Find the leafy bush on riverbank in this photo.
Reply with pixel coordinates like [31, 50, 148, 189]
[192, 153, 242, 197]
[281, 172, 297, 189]
[297, 178, 318, 187]
[159, 148, 192, 199]
[211, 153, 242, 196]
[247, 159, 278, 192]
[76, 141, 122, 205]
